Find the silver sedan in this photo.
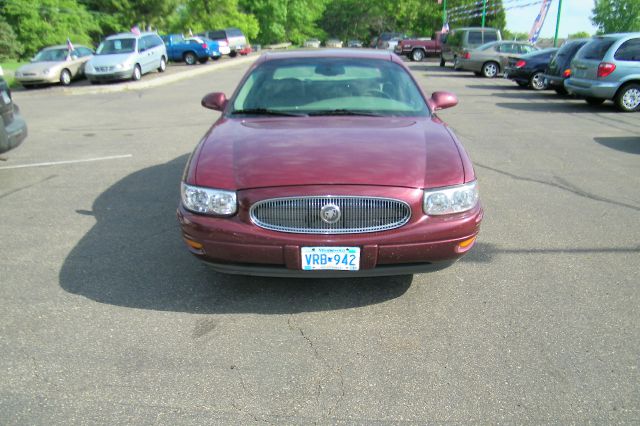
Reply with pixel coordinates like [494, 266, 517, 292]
[456, 41, 539, 78]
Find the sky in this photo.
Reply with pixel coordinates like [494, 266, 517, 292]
[505, 0, 598, 38]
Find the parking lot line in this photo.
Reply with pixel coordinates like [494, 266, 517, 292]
[0, 154, 132, 170]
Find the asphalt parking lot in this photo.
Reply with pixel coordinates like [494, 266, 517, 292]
[1, 56, 638, 423]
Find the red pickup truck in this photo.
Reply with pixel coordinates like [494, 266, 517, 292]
[394, 32, 444, 62]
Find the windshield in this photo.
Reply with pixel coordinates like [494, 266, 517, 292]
[231, 58, 429, 117]
[577, 38, 615, 60]
[33, 49, 69, 62]
[477, 41, 498, 51]
[96, 38, 136, 55]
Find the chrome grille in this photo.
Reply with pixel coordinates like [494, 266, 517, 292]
[95, 66, 114, 72]
[250, 196, 411, 234]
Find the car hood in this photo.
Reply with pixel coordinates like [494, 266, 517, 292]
[17, 62, 63, 73]
[193, 116, 464, 190]
[88, 53, 134, 67]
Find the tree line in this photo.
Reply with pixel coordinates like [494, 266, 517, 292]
[1, 0, 637, 60]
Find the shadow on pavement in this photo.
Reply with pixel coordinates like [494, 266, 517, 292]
[59, 155, 412, 314]
[593, 136, 640, 155]
[495, 101, 613, 113]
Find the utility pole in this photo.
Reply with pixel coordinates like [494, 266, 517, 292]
[481, 0, 488, 27]
[553, 0, 563, 47]
[443, 0, 447, 26]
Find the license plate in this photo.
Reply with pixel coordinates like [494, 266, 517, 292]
[301, 247, 360, 271]
[1, 91, 10, 104]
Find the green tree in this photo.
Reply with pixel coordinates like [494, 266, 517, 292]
[445, 0, 506, 31]
[592, 0, 640, 33]
[0, 16, 23, 61]
[167, 0, 259, 40]
[568, 31, 591, 39]
[1, 0, 99, 57]
[79, 0, 179, 37]
[503, 30, 530, 40]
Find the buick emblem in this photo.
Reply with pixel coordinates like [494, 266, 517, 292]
[320, 203, 341, 224]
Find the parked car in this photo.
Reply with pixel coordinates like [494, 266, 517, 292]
[198, 28, 246, 57]
[565, 33, 640, 112]
[376, 32, 407, 50]
[504, 48, 558, 90]
[440, 27, 502, 67]
[369, 37, 378, 48]
[14, 44, 94, 87]
[543, 38, 590, 95]
[395, 32, 444, 61]
[325, 38, 343, 48]
[347, 40, 363, 48]
[303, 38, 321, 48]
[456, 40, 538, 78]
[162, 34, 220, 64]
[177, 50, 483, 277]
[0, 72, 27, 154]
[85, 32, 167, 83]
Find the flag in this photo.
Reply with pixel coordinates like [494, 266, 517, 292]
[441, 22, 450, 34]
[131, 25, 141, 36]
[528, 0, 552, 43]
[188, 28, 193, 37]
[66, 38, 74, 52]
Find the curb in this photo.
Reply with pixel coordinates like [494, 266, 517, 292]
[32, 55, 257, 97]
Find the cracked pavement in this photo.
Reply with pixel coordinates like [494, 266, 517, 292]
[0, 58, 638, 423]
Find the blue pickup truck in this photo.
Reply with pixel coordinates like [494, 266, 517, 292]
[161, 34, 221, 65]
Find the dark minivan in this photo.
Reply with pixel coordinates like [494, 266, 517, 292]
[543, 38, 590, 95]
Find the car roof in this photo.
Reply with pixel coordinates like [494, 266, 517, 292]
[105, 32, 157, 40]
[42, 45, 90, 50]
[260, 49, 394, 61]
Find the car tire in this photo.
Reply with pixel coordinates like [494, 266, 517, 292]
[439, 56, 446, 67]
[585, 96, 605, 106]
[198, 57, 209, 64]
[481, 61, 499, 78]
[59, 69, 72, 86]
[184, 52, 197, 65]
[230, 51, 238, 58]
[411, 49, 424, 62]
[212, 56, 221, 61]
[158, 57, 166, 72]
[528, 71, 546, 90]
[614, 83, 640, 112]
[554, 87, 568, 96]
[132, 64, 141, 81]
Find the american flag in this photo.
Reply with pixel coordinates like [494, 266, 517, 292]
[441, 22, 450, 34]
[131, 26, 141, 36]
[67, 38, 74, 52]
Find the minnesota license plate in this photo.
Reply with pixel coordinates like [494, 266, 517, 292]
[301, 247, 360, 271]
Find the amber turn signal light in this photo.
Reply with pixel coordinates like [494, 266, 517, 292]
[184, 238, 203, 250]
[456, 236, 477, 253]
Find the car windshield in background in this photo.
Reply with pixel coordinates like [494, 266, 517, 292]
[231, 58, 429, 117]
[477, 42, 498, 50]
[578, 38, 616, 60]
[96, 39, 136, 55]
[33, 49, 68, 62]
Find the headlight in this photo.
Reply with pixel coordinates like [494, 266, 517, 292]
[181, 183, 237, 216]
[423, 180, 479, 215]
[115, 63, 124, 69]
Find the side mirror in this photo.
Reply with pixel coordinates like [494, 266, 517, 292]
[201, 92, 228, 111]
[429, 91, 458, 111]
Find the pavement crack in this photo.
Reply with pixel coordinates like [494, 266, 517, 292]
[0, 175, 57, 199]
[475, 162, 640, 212]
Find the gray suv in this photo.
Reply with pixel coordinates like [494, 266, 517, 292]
[565, 33, 640, 112]
[85, 32, 167, 83]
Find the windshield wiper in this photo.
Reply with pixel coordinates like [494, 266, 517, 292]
[308, 109, 383, 117]
[230, 108, 307, 117]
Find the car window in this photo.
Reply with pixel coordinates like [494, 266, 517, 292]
[78, 47, 93, 56]
[577, 38, 616, 60]
[97, 38, 136, 55]
[614, 38, 640, 61]
[520, 44, 536, 54]
[138, 37, 147, 52]
[232, 58, 429, 117]
[33, 48, 69, 61]
[229, 29, 243, 37]
[499, 43, 516, 53]
[468, 31, 483, 45]
[208, 31, 226, 40]
[483, 31, 499, 43]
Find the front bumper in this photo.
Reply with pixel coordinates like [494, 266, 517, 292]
[564, 77, 620, 99]
[177, 185, 483, 277]
[16, 74, 59, 85]
[86, 69, 133, 82]
[542, 74, 565, 88]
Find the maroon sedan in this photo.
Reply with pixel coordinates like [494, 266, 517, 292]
[177, 49, 483, 277]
